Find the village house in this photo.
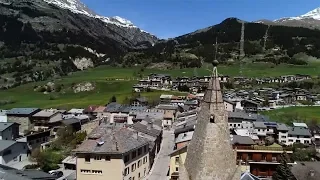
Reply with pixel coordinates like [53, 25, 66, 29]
[30, 109, 63, 130]
[287, 126, 312, 145]
[0, 122, 20, 140]
[175, 131, 193, 149]
[74, 125, 150, 180]
[67, 108, 85, 116]
[169, 145, 187, 180]
[0, 110, 7, 122]
[235, 143, 293, 178]
[291, 161, 320, 180]
[129, 122, 162, 167]
[0, 164, 55, 179]
[7, 108, 41, 134]
[308, 124, 320, 153]
[16, 130, 51, 150]
[241, 100, 259, 114]
[0, 140, 28, 166]
[93, 106, 107, 119]
[83, 106, 99, 116]
[131, 97, 148, 107]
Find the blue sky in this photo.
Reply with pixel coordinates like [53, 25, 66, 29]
[82, 0, 320, 39]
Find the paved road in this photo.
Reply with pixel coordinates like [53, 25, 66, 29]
[145, 130, 174, 180]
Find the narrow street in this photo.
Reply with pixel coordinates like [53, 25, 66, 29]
[145, 129, 174, 180]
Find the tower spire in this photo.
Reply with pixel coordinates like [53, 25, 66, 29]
[180, 59, 240, 180]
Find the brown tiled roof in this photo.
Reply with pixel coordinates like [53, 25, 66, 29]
[74, 126, 149, 154]
[93, 106, 106, 113]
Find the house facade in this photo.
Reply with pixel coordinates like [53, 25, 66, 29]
[74, 126, 150, 180]
[0, 122, 20, 140]
[7, 108, 41, 134]
[0, 140, 28, 166]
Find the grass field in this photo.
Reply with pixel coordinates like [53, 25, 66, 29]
[1, 61, 320, 109]
[262, 106, 320, 124]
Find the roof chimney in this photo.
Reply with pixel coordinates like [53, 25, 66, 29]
[134, 131, 139, 139]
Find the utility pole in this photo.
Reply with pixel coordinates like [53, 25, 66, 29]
[263, 25, 270, 52]
[215, 36, 218, 60]
[239, 21, 245, 76]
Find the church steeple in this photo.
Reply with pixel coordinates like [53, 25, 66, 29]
[179, 60, 240, 180]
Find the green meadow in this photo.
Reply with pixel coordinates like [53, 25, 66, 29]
[262, 106, 320, 124]
[1, 62, 320, 109]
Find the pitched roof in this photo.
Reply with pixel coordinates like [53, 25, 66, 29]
[7, 108, 40, 116]
[253, 122, 267, 129]
[74, 126, 149, 154]
[32, 110, 59, 118]
[0, 122, 17, 132]
[240, 171, 260, 180]
[169, 144, 188, 156]
[0, 164, 54, 180]
[291, 162, 320, 180]
[232, 135, 255, 145]
[83, 106, 99, 113]
[175, 131, 194, 144]
[276, 123, 289, 131]
[288, 127, 312, 136]
[0, 140, 17, 152]
[130, 123, 161, 137]
[93, 106, 107, 113]
[68, 109, 84, 114]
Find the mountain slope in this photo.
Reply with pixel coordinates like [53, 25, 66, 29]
[0, 0, 157, 88]
[130, 18, 320, 69]
[256, 7, 320, 29]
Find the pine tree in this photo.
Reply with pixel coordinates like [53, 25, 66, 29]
[109, 95, 117, 103]
[272, 152, 295, 180]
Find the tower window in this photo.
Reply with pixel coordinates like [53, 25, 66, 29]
[210, 115, 215, 123]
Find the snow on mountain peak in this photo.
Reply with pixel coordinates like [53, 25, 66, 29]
[300, 7, 320, 20]
[43, 0, 145, 31]
[275, 7, 320, 22]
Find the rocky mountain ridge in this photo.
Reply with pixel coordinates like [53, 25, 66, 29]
[129, 18, 320, 69]
[256, 7, 320, 29]
[0, 0, 157, 88]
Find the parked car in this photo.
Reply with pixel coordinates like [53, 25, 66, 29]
[49, 170, 63, 178]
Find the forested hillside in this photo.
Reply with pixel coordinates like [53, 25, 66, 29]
[125, 18, 320, 68]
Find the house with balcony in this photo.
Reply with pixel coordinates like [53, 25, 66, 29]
[74, 125, 150, 180]
[30, 109, 63, 130]
[235, 144, 294, 178]
[241, 100, 259, 114]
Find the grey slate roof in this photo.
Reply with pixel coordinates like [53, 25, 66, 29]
[253, 122, 267, 129]
[0, 122, 16, 132]
[176, 131, 194, 144]
[130, 123, 161, 137]
[276, 123, 289, 131]
[105, 102, 122, 112]
[288, 127, 312, 137]
[291, 161, 320, 180]
[0, 164, 54, 180]
[0, 140, 16, 152]
[7, 108, 40, 116]
[74, 126, 149, 154]
[232, 135, 255, 145]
